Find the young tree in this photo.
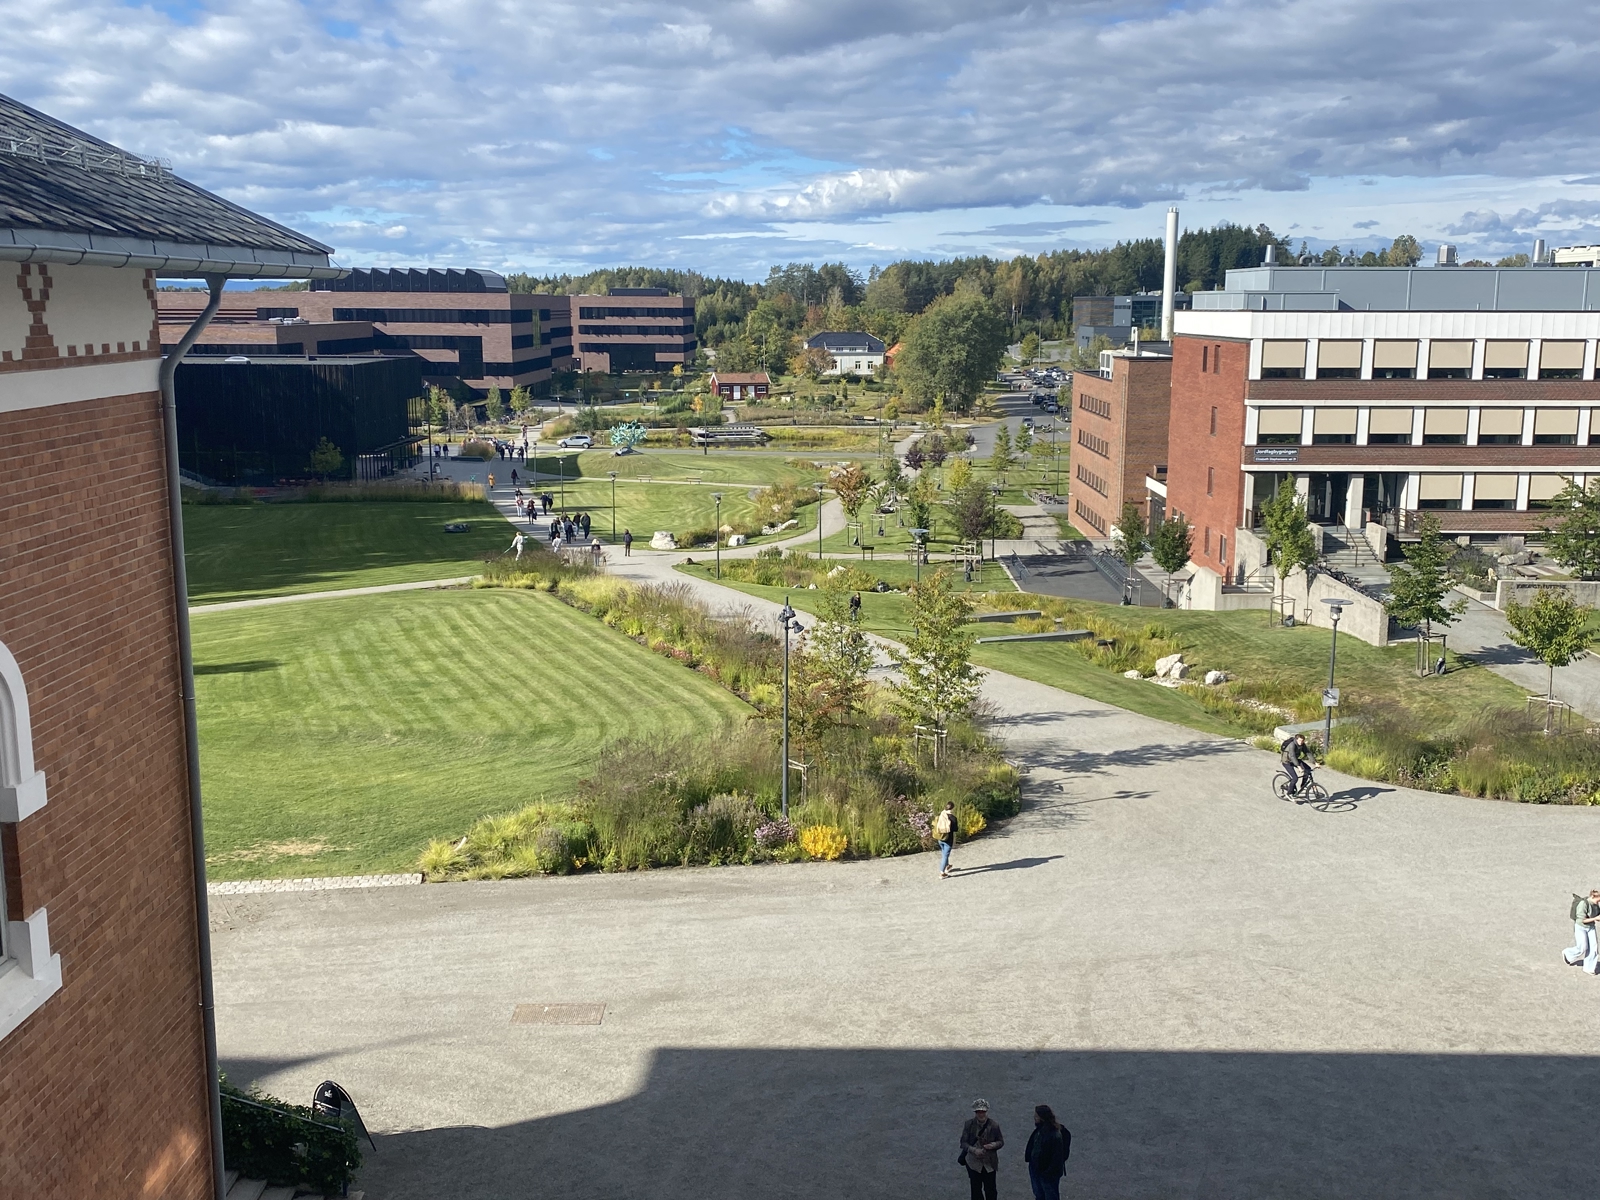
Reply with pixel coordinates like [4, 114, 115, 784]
[946, 457, 973, 494]
[1541, 478, 1600, 579]
[904, 443, 926, 471]
[1505, 588, 1596, 731]
[896, 291, 1009, 414]
[1014, 424, 1033, 457]
[309, 437, 344, 480]
[508, 385, 531, 418]
[1019, 331, 1041, 365]
[948, 477, 994, 548]
[1111, 501, 1149, 565]
[905, 471, 937, 535]
[484, 386, 506, 424]
[830, 462, 873, 526]
[1259, 482, 1318, 601]
[427, 384, 457, 430]
[989, 425, 1013, 482]
[923, 433, 948, 467]
[791, 573, 874, 743]
[889, 568, 981, 729]
[1386, 513, 1466, 668]
[1149, 515, 1193, 603]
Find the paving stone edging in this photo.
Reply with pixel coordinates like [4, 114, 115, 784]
[208, 873, 423, 895]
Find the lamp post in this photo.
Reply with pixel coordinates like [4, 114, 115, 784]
[816, 483, 825, 555]
[712, 492, 723, 579]
[1320, 598, 1346, 753]
[558, 455, 565, 513]
[909, 527, 930, 583]
[608, 471, 618, 542]
[531, 436, 538, 488]
[778, 598, 804, 820]
[989, 483, 1002, 560]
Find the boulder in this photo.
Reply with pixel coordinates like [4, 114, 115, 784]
[1204, 669, 1228, 685]
[1123, 669, 1143, 679]
[1168, 661, 1190, 680]
[727, 533, 747, 547]
[1153, 652, 1186, 679]
[828, 565, 847, 577]
[649, 531, 677, 550]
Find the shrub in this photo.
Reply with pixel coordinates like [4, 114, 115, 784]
[220, 1076, 361, 1195]
[799, 824, 848, 860]
[460, 439, 497, 460]
[754, 816, 796, 848]
[301, 479, 487, 503]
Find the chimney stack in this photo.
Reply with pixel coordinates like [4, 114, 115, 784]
[1533, 238, 1547, 265]
[1161, 206, 1179, 341]
[1263, 242, 1277, 266]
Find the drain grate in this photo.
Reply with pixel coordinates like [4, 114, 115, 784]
[511, 1002, 606, 1026]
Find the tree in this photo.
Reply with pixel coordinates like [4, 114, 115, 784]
[1505, 588, 1596, 730]
[508, 385, 531, 417]
[791, 574, 874, 743]
[791, 345, 835, 381]
[830, 462, 873, 526]
[889, 568, 981, 728]
[1149, 515, 1193, 603]
[1384, 513, 1466, 668]
[989, 425, 1013, 482]
[1541, 478, 1600, 579]
[1111, 501, 1149, 565]
[1068, 333, 1114, 373]
[1019, 331, 1041, 365]
[484, 386, 506, 424]
[427, 384, 457, 430]
[948, 477, 994, 547]
[904, 443, 925, 471]
[1014, 424, 1033, 457]
[946, 457, 973, 494]
[309, 436, 344, 480]
[1258, 482, 1317, 600]
[923, 433, 948, 467]
[896, 291, 1009, 414]
[905, 471, 937, 534]
[1387, 234, 1423, 267]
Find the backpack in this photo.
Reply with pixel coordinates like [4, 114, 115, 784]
[934, 810, 954, 838]
[1574, 894, 1588, 922]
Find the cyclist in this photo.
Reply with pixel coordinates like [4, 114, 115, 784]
[1280, 732, 1313, 796]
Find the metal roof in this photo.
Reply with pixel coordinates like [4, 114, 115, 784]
[0, 92, 340, 279]
[805, 331, 886, 353]
[1195, 265, 1600, 313]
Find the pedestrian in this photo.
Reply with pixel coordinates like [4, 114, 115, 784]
[487, 472, 495, 491]
[623, 528, 633, 556]
[510, 533, 525, 561]
[960, 1100, 1003, 1200]
[590, 536, 602, 567]
[1024, 1105, 1069, 1200]
[515, 496, 525, 518]
[581, 511, 591, 536]
[1565, 889, 1600, 971]
[934, 801, 956, 878]
[850, 591, 862, 621]
[511, 468, 519, 486]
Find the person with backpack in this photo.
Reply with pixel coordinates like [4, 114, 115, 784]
[1565, 889, 1600, 972]
[1024, 1105, 1070, 1200]
[1280, 731, 1312, 796]
[623, 529, 633, 557]
[959, 1101, 1004, 1200]
[934, 801, 956, 878]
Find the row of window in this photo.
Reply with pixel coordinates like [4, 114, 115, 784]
[332, 308, 535, 325]
[1413, 474, 1572, 511]
[1259, 338, 1588, 380]
[1078, 393, 1112, 419]
[1256, 406, 1596, 446]
[577, 324, 694, 337]
[1075, 463, 1109, 497]
[577, 306, 694, 319]
[1075, 498, 1107, 534]
[1077, 428, 1110, 458]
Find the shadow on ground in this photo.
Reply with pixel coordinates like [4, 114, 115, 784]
[352, 1046, 1600, 1199]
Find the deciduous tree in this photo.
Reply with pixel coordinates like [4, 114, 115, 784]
[1149, 515, 1193, 603]
[309, 436, 344, 480]
[484, 386, 506, 424]
[989, 425, 1013, 481]
[830, 462, 873, 525]
[1112, 501, 1149, 565]
[896, 292, 1009, 415]
[1542, 478, 1600, 579]
[1505, 588, 1596, 730]
[1385, 513, 1466, 667]
[889, 568, 980, 728]
[1259, 482, 1318, 598]
[791, 574, 874, 744]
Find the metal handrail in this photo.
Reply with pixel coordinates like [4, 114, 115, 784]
[220, 1091, 350, 1135]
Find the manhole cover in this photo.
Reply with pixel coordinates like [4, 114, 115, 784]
[512, 1003, 606, 1025]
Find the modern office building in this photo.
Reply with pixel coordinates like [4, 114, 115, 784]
[1072, 292, 1189, 348]
[803, 331, 886, 375]
[158, 267, 573, 392]
[0, 89, 339, 1198]
[1167, 264, 1600, 595]
[1066, 350, 1172, 538]
[574, 287, 696, 373]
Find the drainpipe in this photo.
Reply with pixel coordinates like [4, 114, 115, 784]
[157, 273, 229, 1200]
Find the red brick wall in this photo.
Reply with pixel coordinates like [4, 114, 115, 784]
[1120, 357, 1172, 517]
[1167, 335, 1249, 579]
[1067, 370, 1117, 537]
[0, 389, 211, 1198]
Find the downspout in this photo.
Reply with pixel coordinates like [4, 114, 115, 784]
[157, 273, 229, 1200]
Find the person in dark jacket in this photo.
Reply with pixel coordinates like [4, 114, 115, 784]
[1024, 1105, 1069, 1200]
[1280, 732, 1312, 795]
[960, 1101, 1004, 1200]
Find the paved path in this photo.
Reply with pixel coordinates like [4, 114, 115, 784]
[1447, 589, 1600, 718]
[189, 576, 475, 614]
[211, 564, 1600, 1199]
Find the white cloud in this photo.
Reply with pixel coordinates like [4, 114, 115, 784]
[2, 0, 1598, 276]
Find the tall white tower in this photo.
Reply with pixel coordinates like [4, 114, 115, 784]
[1161, 206, 1179, 342]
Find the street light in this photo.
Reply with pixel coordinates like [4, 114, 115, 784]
[1320, 598, 1346, 754]
[778, 598, 805, 820]
[989, 483, 1002, 561]
[608, 470, 618, 542]
[711, 492, 723, 579]
[909, 527, 930, 583]
[816, 483, 825, 556]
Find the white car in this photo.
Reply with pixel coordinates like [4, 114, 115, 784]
[557, 434, 593, 449]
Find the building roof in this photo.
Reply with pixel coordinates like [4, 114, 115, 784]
[1195, 265, 1600, 313]
[805, 331, 886, 353]
[311, 267, 506, 293]
[710, 371, 770, 384]
[0, 92, 339, 278]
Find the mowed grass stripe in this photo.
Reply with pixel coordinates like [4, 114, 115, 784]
[194, 588, 749, 880]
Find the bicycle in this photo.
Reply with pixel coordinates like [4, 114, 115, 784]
[1273, 767, 1328, 805]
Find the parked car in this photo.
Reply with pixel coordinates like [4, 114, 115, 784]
[557, 434, 593, 449]
[1044, 402, 1059, 414]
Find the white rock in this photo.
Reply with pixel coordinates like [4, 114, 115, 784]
[650, 531, 677, 550]
[1169, 662, 1189, 680]
[1123, 669, 1143, 679]
[1204, 669, 1227, 685]
[727, 533, 747, 547]
[1153, 652, 1186, 679]
[828, 565, 847, 577]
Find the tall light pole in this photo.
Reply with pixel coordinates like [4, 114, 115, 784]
[909, 527, 929, 583]
[816, 482, 825, 556]
[989, 483, 1002, 560]
[608, 470, 618, 542]
[1320, 598, 1346, 753]
[712, 492, 723, 579]
[778, 598, 804, 820]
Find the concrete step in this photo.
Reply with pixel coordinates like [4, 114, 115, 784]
[224, 1177, 266, 1200]
[259, 1188, 297, 1200]
[223, 1171, 239, 1195]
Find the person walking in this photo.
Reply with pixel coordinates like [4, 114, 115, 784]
[1565, 889, 1600, 971]
[623, 528, 633, 557]
[487, 472, 495, 491]
[511, 468, 519, 487]
[960, 1101, 1003, 1200]
[510, 532, 525, 561]
[849, 590, 862, 621]
[580, 511, 591, 537]
[1024, 1106, 1069, 1200]
[934, 801, 956, 878]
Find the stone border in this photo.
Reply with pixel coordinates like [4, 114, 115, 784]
[208, 873, 423, 895]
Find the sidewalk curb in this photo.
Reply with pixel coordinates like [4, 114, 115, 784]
[208, 873, 424, 895]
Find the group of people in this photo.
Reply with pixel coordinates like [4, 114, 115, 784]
[960, 1100, 1070, 1200]
[513, 490, 557, 522]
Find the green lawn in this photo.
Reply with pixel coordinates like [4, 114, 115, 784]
[536, 478, 817, 543]
[569, 448, 827, 485]
[193, 588, 751, 879]
[184, 502, 511, 604]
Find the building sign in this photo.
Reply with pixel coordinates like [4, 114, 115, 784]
[1253, 447, 1300, 464]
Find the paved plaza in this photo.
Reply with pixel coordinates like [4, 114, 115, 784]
[213, 660, 1600, 1199]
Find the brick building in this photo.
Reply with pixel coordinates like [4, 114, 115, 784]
[0, 92, 339, 1197]
[1066, 350, 1172, 539]
[158, 266, 573, 393]
[1167, 264, 1600, 595]
[575, 287, 696, 373]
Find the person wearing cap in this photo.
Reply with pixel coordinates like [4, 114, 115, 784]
[1024, 1105, 1069, 1200]
[960, 1100, 1004, 1200]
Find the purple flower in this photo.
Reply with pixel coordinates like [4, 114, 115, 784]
[754, 818, 796, 849]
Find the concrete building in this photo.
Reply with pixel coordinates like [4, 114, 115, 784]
[1073, 292, 1189, 348]
[158, 267, 573, 393]
[1066, 350, 1172, 539]
[803, 331, 886, 375]
[1168, 263, 1600, 600]
[0, 90, 339, 1197]
[574, 287, 696, 373]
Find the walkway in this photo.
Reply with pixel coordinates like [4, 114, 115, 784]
[1448, 590, 1600, 718]
[190, 576, 475, 614]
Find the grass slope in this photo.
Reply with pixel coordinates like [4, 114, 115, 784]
[194, 588, 750, 879]
[185, 502, 509, 603]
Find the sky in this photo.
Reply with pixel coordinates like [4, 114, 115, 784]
[4, 0, 1600, 281]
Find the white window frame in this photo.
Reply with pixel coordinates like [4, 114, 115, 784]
[0, 639, 62, 1043]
